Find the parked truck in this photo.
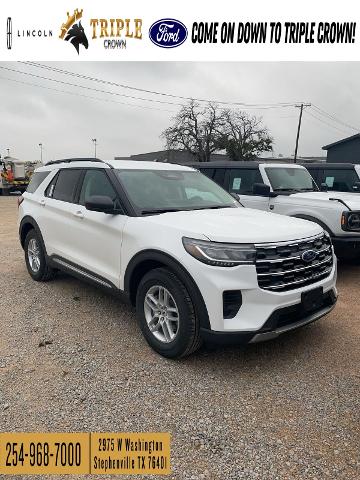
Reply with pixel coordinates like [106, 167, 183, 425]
[189, 161, 360, 259]
[302, 162, 360, 193]
[0, 156, 39, 195]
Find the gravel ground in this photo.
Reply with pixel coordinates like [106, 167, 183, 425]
[0, 196, 359, 480]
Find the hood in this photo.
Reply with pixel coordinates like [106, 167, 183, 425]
[143, 207, 323, 243]
[290, 191, 360, 211]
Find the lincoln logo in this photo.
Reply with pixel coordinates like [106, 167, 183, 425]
[7, 17, 12, 50]
[302, 250, 317, 263]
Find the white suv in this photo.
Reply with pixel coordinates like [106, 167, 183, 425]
[18, 159, 337, 358]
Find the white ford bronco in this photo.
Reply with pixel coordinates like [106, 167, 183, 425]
[18, 158, 337, 358]
[192, 162, 360, 259]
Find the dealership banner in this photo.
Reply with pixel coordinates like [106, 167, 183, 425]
[0, 0, 359, 61]
[0, 433, 171, 475]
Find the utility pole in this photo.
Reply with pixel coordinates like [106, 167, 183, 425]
[38, 143, 43, 163]
[92, 138, 97, 158]
[294, 103, 311, 163]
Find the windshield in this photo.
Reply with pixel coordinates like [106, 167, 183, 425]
[115, 169, 237, 214]
[265, 167, 318, 192]
[322, 168, 360, 192]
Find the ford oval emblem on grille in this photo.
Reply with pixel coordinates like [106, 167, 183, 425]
[149, 19, 188, 48]
[302, 250, 317, 263]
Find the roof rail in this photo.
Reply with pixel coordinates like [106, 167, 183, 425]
[45, 157, 103, 166]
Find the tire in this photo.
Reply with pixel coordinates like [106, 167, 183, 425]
[24, 229, 55, 282]
[136, 267, 202, 358]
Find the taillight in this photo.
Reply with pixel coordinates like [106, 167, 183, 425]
[17, 195, 24, 208]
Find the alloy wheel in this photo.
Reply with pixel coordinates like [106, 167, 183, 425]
[27, 238, 41, 273]
[144, 285, 180, 343]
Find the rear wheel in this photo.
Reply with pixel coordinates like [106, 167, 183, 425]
[24, 229, 55, 281]
[136, 268, 202, 358]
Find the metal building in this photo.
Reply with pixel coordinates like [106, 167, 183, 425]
[323, 134, 360, 164]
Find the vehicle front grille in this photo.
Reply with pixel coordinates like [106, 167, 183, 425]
[255, 233, 334, 292]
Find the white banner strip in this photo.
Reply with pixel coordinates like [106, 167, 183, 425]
[0, 0, 359, 61]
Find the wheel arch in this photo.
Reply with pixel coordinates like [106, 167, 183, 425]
[124, 249, 210, 330]
[19, 216, 47, 252]
[291, 214, 334, 236]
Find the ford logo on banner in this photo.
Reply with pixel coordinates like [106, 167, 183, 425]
[149, 18, 188, 48]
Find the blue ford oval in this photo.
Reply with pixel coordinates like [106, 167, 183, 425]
[149, 18, 188, 48]
[302, 250, 317, 263]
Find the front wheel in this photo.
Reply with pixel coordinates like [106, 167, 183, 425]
[136, 268, 202, 358]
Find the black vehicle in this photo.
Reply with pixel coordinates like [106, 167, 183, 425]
[301, 162, 360, 193]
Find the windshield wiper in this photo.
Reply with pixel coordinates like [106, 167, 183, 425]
[299, 188, 317, 192]
[273, 188, 300, 193]
[193, 205, 234, 210]
[141, 205, 234, 215]
[141, 208, 182, 215]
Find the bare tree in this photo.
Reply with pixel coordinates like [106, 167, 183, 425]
[161, 100, 225, 162]
[219, 110, 273, 160]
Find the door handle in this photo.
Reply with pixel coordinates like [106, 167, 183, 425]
[73, 210, 84, 219]
[39, 199, 46, 207]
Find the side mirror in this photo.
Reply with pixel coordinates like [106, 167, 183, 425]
[85, 195, 115, 214]
[320, 183, 328, 191]
[253, 183, 277, 197]
[353, 181, 360, 191]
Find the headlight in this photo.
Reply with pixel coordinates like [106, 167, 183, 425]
[341, 211, 360, 231]
[182, 237, 256, 267]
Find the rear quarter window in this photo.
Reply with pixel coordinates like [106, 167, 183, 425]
[26, 171, 50, 193]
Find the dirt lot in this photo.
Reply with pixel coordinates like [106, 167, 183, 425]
[0, 196, 359, 479]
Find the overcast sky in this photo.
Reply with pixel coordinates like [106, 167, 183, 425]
[0, 62, 359, 163]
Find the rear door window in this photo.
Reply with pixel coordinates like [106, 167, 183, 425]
[26, 171, 50, 193]
[51, 169, 83, 203]
[229, 169, 262, 194]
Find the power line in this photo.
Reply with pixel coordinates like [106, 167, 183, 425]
[11, 63, 360, 132]
[312, 104, 359, 132]
[1, 64, 303, 113]
[0, 75, 176, 113]
[304, 109, 353, 136]
[0, 65, 183, 106]
[21, 61, 304, 109]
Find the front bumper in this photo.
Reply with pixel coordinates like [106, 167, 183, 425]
[201, 288, 337, 345]
[190, 252, 337, 333]
[332, 235, 360, 259]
